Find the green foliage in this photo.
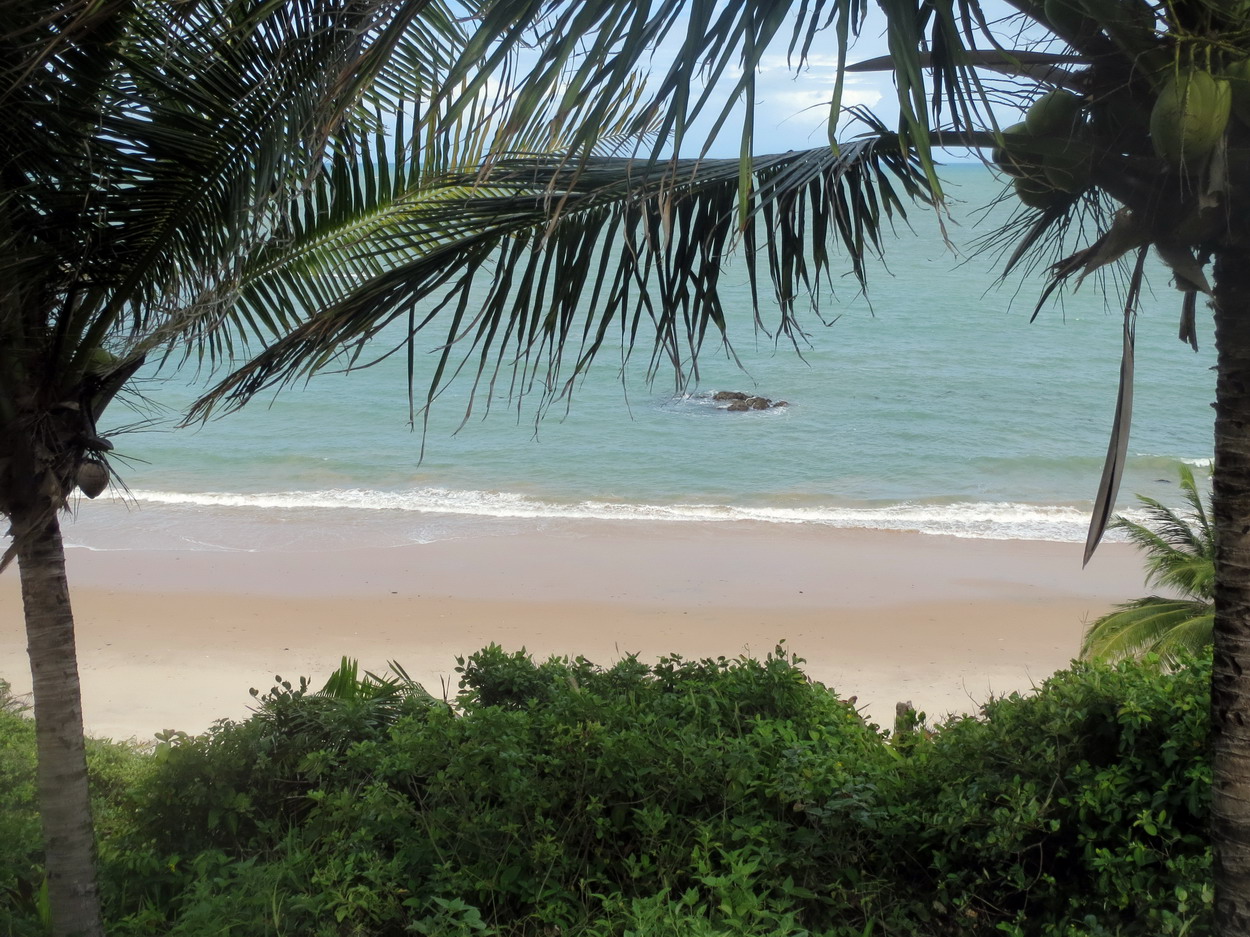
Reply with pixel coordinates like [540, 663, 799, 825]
[1083, 466, 1215, 662]
[893, 656, 1212, 935]
[2, 651, 1214, 936]
[0, 680, 151, 937]
[1116, 466, 1214, 601]
[123, 658, 443, 856]
[101, 647, 891, 934]
[0, 682, 40, 937]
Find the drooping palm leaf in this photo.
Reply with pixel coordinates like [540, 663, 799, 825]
[188, 128, 934, 429]
[1114, 464, 1215, 599]
[3, 0, 466, 361]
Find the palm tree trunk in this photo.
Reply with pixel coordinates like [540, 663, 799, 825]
[1211, 246, 1250, 934]
[16, 509, 104, 937]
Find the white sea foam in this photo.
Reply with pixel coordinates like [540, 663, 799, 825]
[116, 486, 1103, 542]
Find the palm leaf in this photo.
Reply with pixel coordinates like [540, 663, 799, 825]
[1083, 246, 1147, 565]
[1111, 466, 1214, 600]
[845, 48, 1085, 89]
[1081, 597, 1214, 663]
[187, 133, 935, 427]
[1, 0, 479, 560]
[1083, 466, 1214, 662]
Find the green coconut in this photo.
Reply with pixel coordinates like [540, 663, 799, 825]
[1025, 90, 1085, 136]
[1013, 175, 1066, 210]
[85, 347, 118, 375]
[991, 123, 1038, 178]
[1150, 68, 1231, 166]
[1043, 0, 1096, 41]
[1018, 94, 1092, 193]
[1226, 58, 1250, 127]
[1043, 146, 1093, 193]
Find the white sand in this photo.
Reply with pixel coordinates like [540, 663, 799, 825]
[0, 520, 1146, 740]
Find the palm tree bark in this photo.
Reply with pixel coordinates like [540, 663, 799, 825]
[16, 508, 103, 937]
[1211, 246, 1250, 934]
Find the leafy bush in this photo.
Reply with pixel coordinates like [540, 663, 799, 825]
[1, 678, 150, 937]
[351, 645, 887, 931]
[890, 655, 1211, 935]
[5, 649, 1212, 936]
[122, 657, 443, 857]
[0, 681, 41, 937]
[110, 646, 889, 934]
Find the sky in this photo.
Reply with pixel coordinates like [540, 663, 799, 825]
[643, 12, 894, 157]
[586, 0, 1037, 160]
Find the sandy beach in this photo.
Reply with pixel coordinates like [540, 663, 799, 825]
[0, 520, 1148, 741]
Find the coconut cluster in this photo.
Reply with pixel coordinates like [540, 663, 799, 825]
[995, 0, 1250, 211]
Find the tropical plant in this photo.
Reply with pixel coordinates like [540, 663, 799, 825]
[1083, 465, 1215, 663]
[9, 0, 1250, 932]
[2, 0, 682, 927]
[182, 0, 1250, 930]
[0, 2, 516, 932]
[103, 651, 1212, 934]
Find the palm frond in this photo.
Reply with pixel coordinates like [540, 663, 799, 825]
[1081, 596, 1214, 663]
[436, 0, 855, 166]
[1111, 467, 1215, 600]
[1082, 466, 1214, 662]
[845, 48, 1085, 88]
[187, 132, 934, 428]
[4, 0, 467, 367]
[1, 0, 482, 555]
[1083, 246, 1147, 566]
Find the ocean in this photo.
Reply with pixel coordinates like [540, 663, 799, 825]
[68, 165, 1218, 553]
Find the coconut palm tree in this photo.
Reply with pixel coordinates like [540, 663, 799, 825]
[0, 2, 496, 932]
[1083, 465, 1215, 662]
[189, 0, 1250, 929]
[12, 0, 1250, 931]
[3, 2, 690, 931]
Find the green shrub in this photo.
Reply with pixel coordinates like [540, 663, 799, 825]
[0, 678, 151, 937]
[101, 648, 1213, 936]
[117, 647, 889, 934]
[889, 655, 1211, 934]
[123, 658, 443, 856]
[347, 646, 887, 931]
[0, 681, 41, 937]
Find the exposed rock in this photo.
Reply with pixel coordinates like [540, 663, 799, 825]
[712, 390, 790, 411]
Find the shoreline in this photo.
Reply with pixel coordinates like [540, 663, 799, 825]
[1, 519, 1147, 740]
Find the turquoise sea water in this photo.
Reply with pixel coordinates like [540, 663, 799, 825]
[67, 165, 1218, 551]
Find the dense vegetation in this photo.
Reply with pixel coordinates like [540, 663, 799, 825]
[0, 648, 1211, 936]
